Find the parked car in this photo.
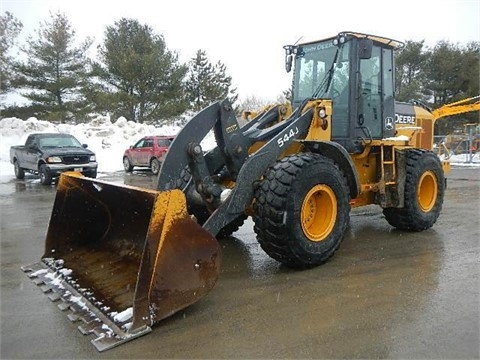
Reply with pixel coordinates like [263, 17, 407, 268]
[10, 132, 98, 185]
[123, 135, 175, 174]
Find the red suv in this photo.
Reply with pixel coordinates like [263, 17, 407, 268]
[123, 135, 175, 174]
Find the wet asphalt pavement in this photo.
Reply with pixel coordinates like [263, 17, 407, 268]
[1, 167, 479, 359]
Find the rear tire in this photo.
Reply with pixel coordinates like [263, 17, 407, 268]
[383, 149, 444, 231]
[39, 164, 52, 185]
[123, 157, 133, 172]
[14, 160, 25, 179]
[151, 158, 161, 175]
[253, 153, 350, 268]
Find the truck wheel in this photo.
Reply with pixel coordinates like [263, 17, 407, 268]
[39, 164, 52, 185]
[383, 149, 444, 231]
[151, 158, 161, 175]
[85, 169, 97, 179]
[253, 153, 350, 268]
[14, 160, 25, 179]
[123, 157, 133, 172]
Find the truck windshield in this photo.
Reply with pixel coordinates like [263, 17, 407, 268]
[293, 39, 350, 103]
[39, 136, 83, 148]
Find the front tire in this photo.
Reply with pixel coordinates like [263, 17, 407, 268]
[14, 160, 25, 179]
[253, 153, 350, 268]
[39, 164, 52, 185]
[123, 157, 133, 172]
[383, 149, 444, 231]
[85, 169, 97, 179]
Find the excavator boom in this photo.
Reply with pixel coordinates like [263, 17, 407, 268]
[432, 96, 480, 121]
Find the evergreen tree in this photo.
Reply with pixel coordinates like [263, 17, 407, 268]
[185, 50, 237, 111]
[426, 40, 480, 135]
[0, 12, 23, 96]
[426, 41, 463, 105]
[394, 40, 429, 102]
[90, 18, 188, 123]
[11, 12, 92, 122]
[460, 41, 480, 97]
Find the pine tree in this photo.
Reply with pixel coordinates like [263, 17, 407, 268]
[426, 41, 479, 105]
[0, 12, 23, 96]
[185, 50, 237, 111]
[90, 18, 188, 123]
[394, 40, 429, 102]
[11, 12, 92, 122]
[426, 40, 480, 135]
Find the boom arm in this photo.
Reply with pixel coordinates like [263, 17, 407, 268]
[432, 96, 480, 122]
[157, 99, 314, 236]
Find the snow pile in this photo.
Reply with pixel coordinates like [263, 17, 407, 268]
[0, 115, 183, 179]
[0, 115, 478, 184]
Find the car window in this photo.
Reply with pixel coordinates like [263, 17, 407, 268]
[39, 136, 82, 148]
[157, 139, 172, 147]
[133, 139, 145, 149]
[143, 139, 153, 148]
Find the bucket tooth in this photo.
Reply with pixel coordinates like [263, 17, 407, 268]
[32, 278, 45, 285]
[67, 313, 81, 322]
[58, 302, 70, 311]
[78, 319, 102, 335]
[48, 292, 61, 301]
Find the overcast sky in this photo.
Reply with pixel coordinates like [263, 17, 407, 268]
[2, 0, 479, 101]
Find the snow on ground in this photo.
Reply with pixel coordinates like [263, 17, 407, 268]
[0, 115, 181, 175]
[0, 115, 219, 183]
[0, 115, 478, 184]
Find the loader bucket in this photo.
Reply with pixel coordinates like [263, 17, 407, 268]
[22, 172, 220, 351]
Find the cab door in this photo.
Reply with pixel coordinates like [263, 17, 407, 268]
[355, 43, 395, 140]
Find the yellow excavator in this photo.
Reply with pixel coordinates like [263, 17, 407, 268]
[22, 31, 464, 351]
[428, 96, 480, 155]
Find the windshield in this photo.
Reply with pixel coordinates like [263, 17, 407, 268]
[293, 39, 350, 103]
[39, 135, 83, 149]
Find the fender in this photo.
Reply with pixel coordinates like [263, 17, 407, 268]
[300, 140, 361, 199]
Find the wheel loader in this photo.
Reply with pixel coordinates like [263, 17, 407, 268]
[22, 31, 452, 351]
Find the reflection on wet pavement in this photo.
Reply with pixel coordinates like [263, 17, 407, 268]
[1, 167, 478, 358]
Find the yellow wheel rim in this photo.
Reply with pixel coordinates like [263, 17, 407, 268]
[417, 171, 438, 212]
[301, 184, 337, 242]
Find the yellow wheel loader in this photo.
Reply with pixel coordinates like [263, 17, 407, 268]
[22, 31, 453, 351]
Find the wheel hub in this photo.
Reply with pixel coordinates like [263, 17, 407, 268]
[301, 184, 337, 242]
[417, 170, 438, 212]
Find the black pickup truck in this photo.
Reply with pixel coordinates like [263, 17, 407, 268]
[10, 133, 98, 185]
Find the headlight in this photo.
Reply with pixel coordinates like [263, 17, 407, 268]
[90, 155, 96, 162]
[47, 156, 62, 163]
[318, 108, 327, 119]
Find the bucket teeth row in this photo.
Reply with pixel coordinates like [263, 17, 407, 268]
[21, 261, 151, 352]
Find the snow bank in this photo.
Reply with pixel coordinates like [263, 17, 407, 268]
[0, 115, 478, 184]
[0, 115, 182, 178]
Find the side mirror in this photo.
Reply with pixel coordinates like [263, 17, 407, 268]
[358, 38, 373, 59]
[285, 55, 293, 73]
[283, 45, 297, 73]
[82, 144, 88, 148]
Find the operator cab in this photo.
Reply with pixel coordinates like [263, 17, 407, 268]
[286, 32, 404, 153]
